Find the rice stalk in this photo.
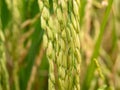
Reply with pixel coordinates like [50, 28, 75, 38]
[0, 22, 9, 90]
[38, 0, 81, 90]
[4, 0, 22, 90]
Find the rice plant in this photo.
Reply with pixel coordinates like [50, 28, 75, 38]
[0, 0, 120, 90]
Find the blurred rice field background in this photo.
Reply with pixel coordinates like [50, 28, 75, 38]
[0, 0, 120, 90]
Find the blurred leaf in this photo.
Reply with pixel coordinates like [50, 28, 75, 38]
[19, 1, 44, 90]
[1, 0, 11, 30]
[82, 0, 113, 90]
[80, 0, 87, 25]
[19, 20, 43, 90]
[33, 54, 48, 90]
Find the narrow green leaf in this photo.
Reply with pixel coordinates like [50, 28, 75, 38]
[1, 0, 11, 30]
[82, 0, 113, 90]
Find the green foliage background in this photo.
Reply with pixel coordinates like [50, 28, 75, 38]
[0, 0, 120, 90]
